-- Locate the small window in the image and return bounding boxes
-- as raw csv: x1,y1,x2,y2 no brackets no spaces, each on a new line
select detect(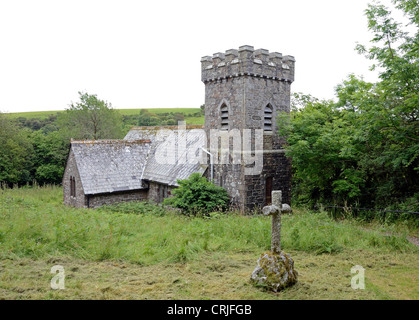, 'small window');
70,176,76,197
264,104,273,131
220,104,229,130
73,177,76,197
